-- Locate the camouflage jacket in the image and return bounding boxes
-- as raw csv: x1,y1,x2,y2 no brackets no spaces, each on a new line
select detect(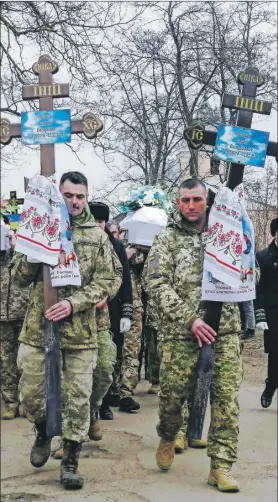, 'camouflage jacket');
0,248,30,322
146,210,240,343
11,205,122,349
96,245,123,332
